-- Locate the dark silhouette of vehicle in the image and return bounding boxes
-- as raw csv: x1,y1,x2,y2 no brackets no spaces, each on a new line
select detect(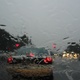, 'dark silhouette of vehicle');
7,46,53,64
7,46,54,80
78,54,80,61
